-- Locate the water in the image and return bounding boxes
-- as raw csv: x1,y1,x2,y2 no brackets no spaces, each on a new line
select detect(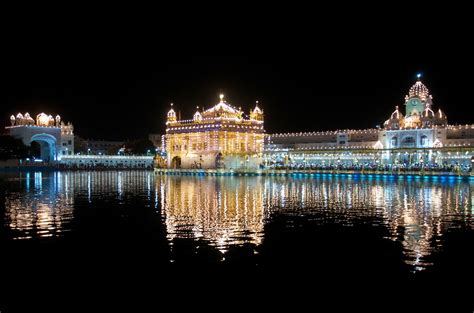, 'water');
1,171,473,311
